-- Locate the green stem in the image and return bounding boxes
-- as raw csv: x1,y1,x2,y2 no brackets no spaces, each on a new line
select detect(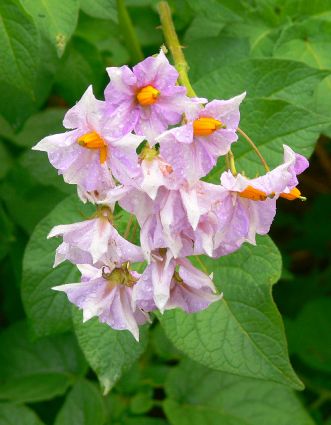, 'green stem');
227,150,237,175
237,127,270,172
196,256,209,274
158,1,197,97
117,0,144,63
158,1,272,176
